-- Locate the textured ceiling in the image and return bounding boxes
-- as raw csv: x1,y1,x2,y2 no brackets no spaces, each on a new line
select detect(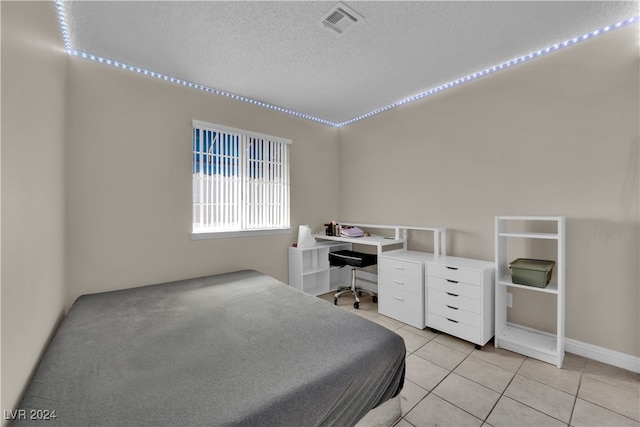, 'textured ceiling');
63,1,639,125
